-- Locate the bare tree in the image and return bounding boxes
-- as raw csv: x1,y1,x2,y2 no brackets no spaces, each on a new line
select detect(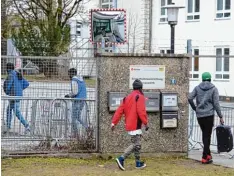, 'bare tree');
6,0,87,77
9,0,86,57
127,11,144,53
1,0,15,39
